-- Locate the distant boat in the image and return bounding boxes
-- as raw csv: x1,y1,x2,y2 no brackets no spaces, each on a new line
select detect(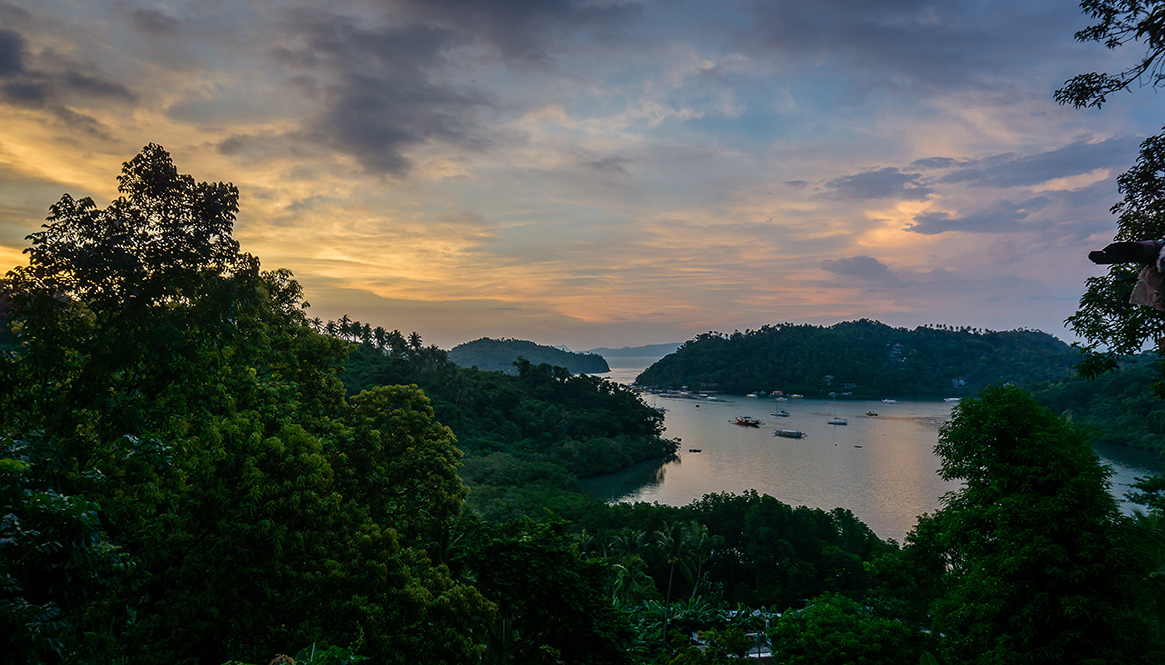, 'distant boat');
881,399,898,404
865,411,878,417
771,409,790,417
774,396,788,402
746,393,758,398
774,428,807,439
733,415,763,427
790,394,804,399
943,397,960,402
827,417,848,426
688,448,702,453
